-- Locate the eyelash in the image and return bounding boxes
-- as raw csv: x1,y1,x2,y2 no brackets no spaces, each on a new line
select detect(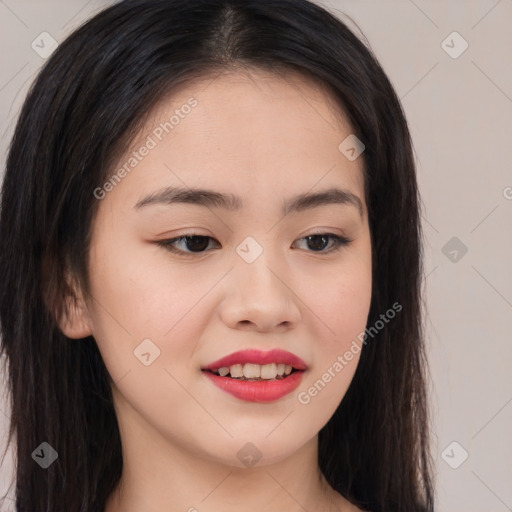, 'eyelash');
156,232,352,257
